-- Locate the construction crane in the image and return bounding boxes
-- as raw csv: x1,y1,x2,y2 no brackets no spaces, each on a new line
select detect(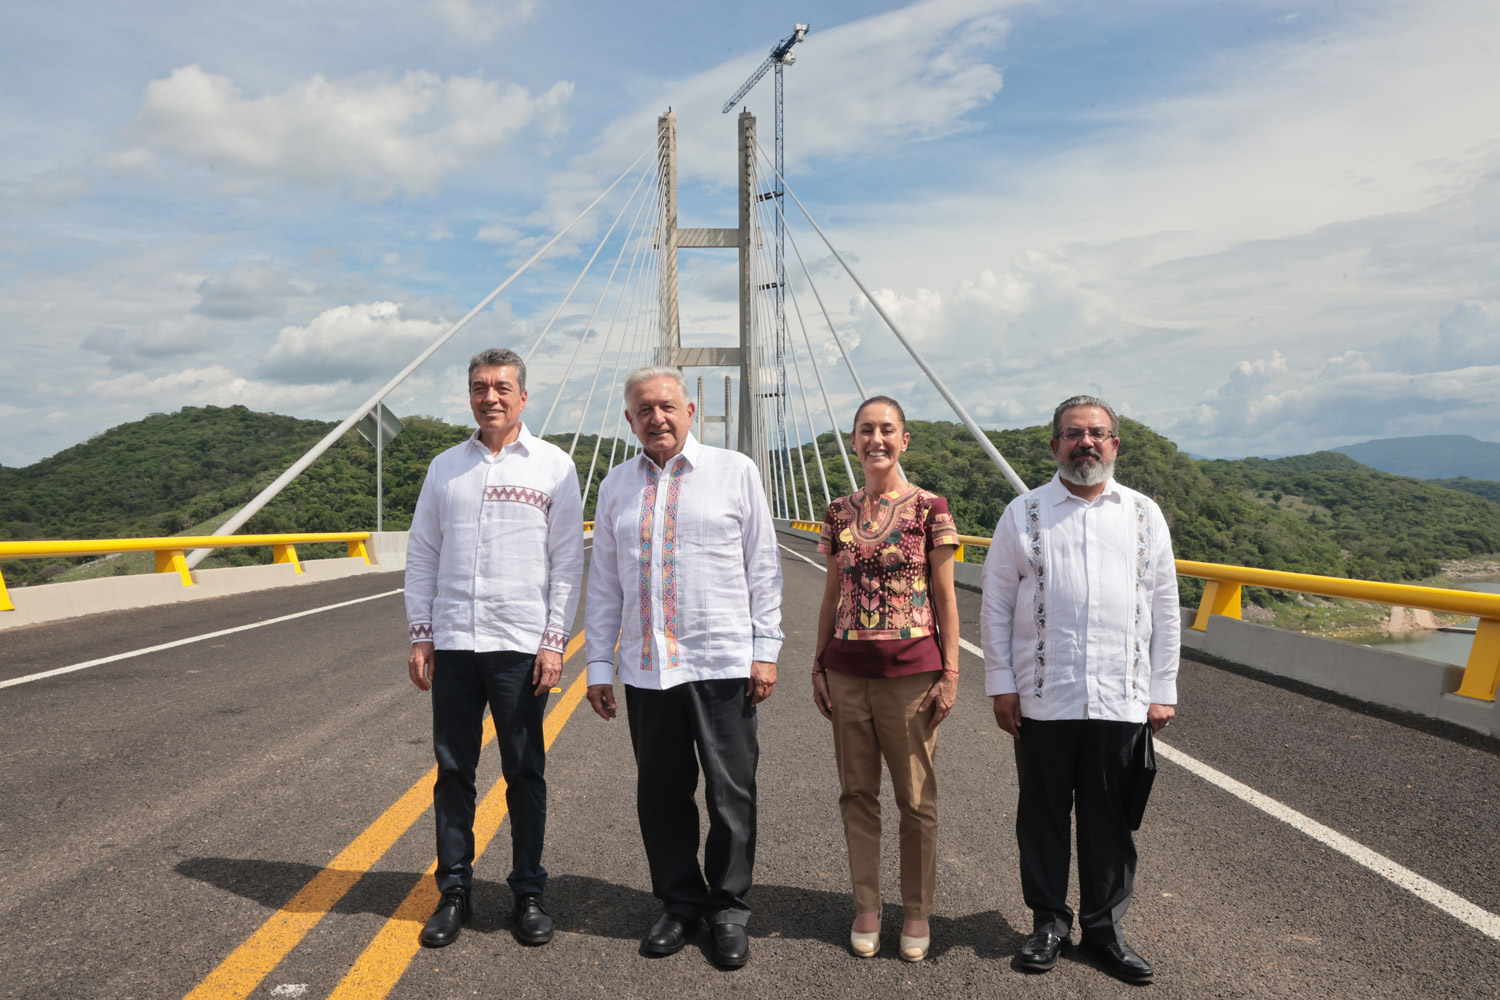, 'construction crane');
723,23,808,513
